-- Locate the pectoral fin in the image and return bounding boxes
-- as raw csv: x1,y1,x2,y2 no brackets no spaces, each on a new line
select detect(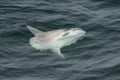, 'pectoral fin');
26,25,44,37
51,48,65,59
